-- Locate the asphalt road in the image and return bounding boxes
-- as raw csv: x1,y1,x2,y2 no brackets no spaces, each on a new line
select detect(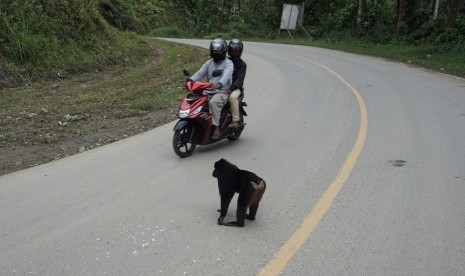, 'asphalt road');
1,39,465,276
